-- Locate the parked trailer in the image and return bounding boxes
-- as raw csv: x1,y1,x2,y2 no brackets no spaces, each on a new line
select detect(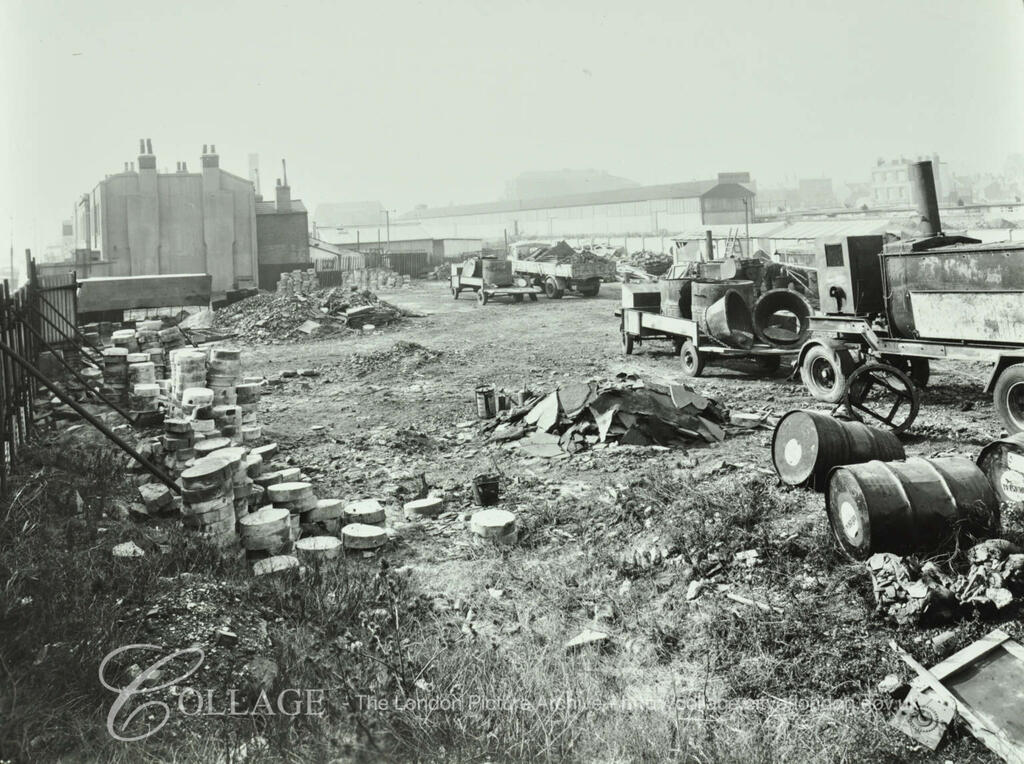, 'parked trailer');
619,308,795,377
509,258,615,299
449,264,540,305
